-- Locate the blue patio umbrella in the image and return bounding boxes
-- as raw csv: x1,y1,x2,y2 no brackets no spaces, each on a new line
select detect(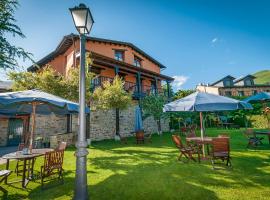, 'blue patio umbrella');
134,106,144,132
163,92,252,138
243,92,270,103
0,89,90,149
